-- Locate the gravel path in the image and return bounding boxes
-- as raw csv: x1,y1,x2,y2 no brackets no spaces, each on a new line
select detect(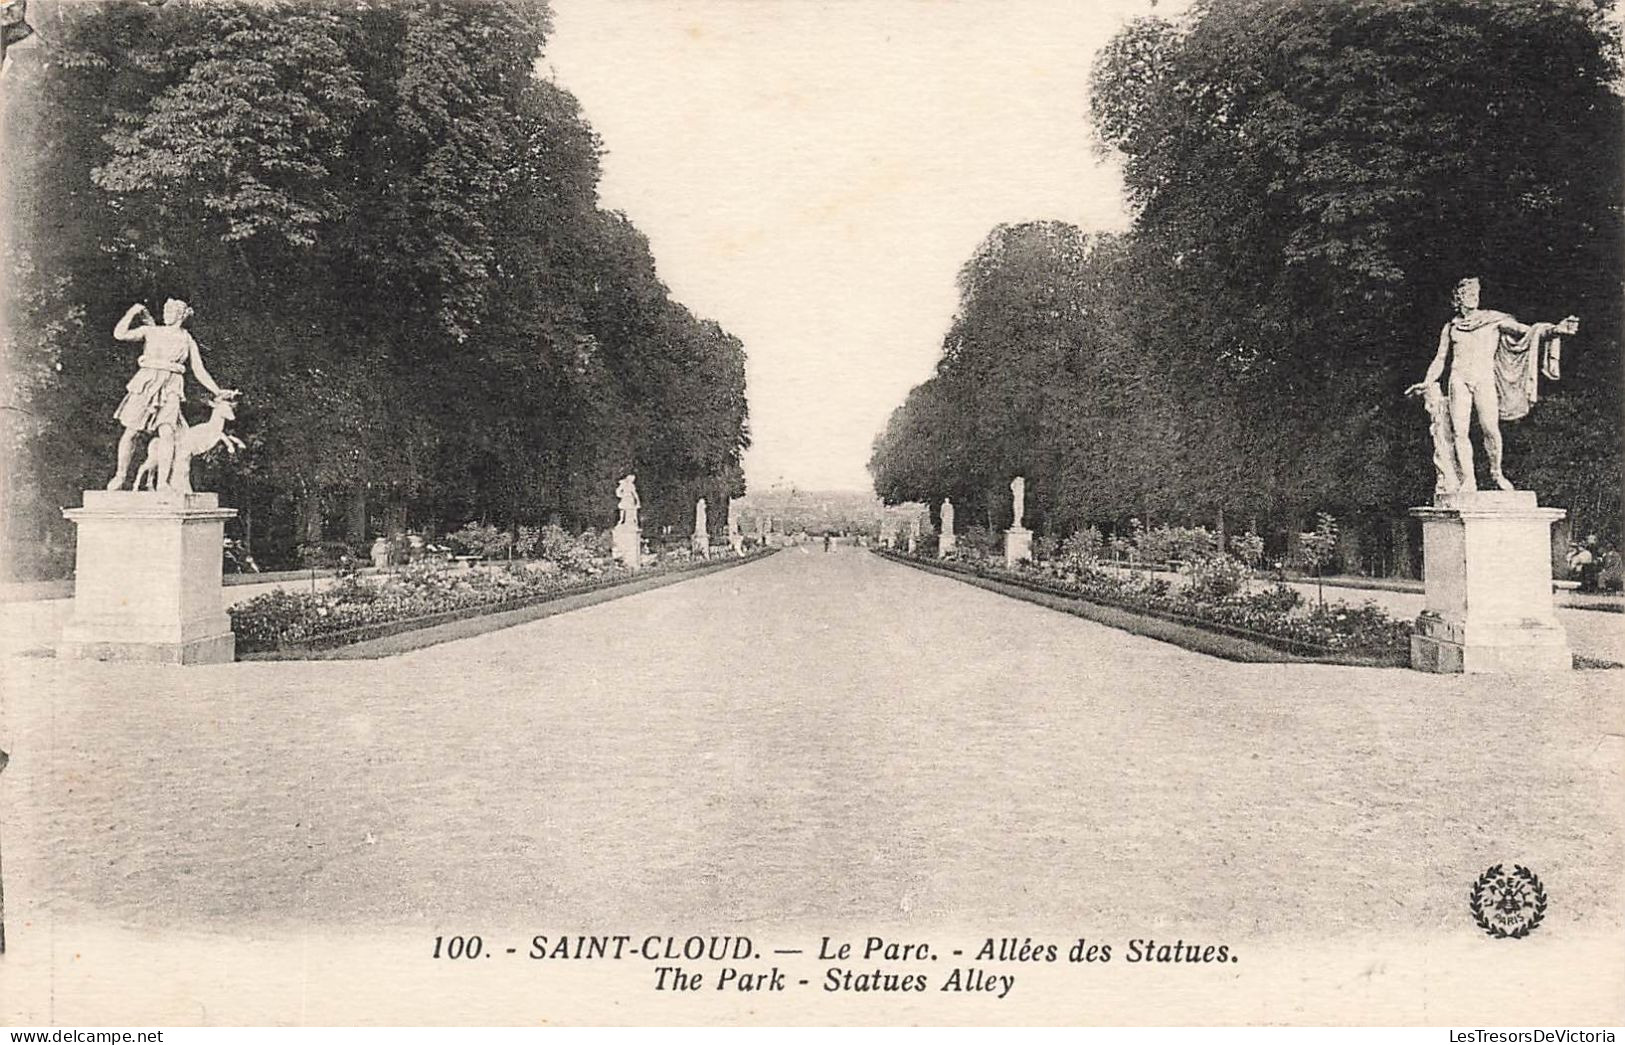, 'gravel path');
2,546,1620,1023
